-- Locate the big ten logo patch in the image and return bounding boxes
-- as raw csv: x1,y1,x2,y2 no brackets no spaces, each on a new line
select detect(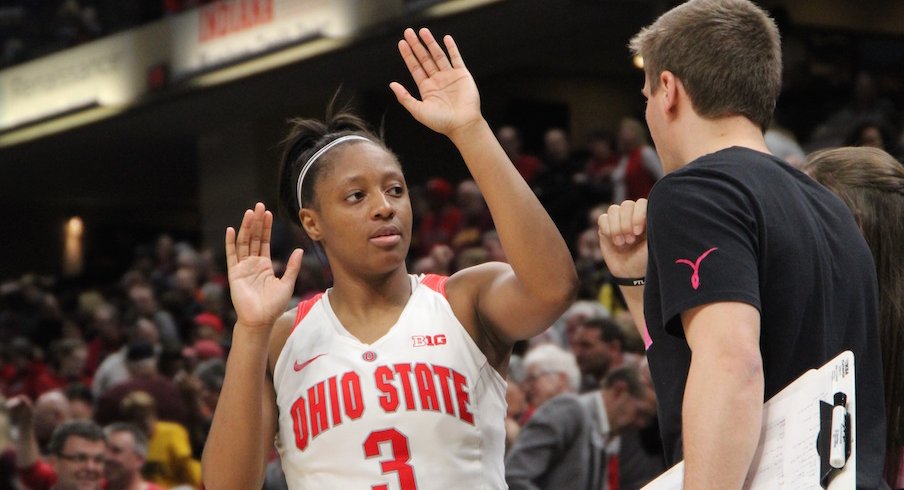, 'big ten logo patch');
412,334,446,347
